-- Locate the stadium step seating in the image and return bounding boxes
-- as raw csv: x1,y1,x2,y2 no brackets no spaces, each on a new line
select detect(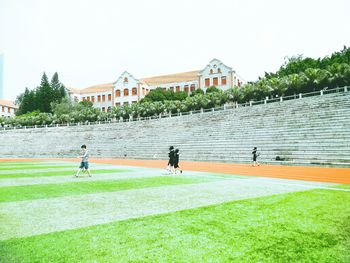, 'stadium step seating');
0,91,349,167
